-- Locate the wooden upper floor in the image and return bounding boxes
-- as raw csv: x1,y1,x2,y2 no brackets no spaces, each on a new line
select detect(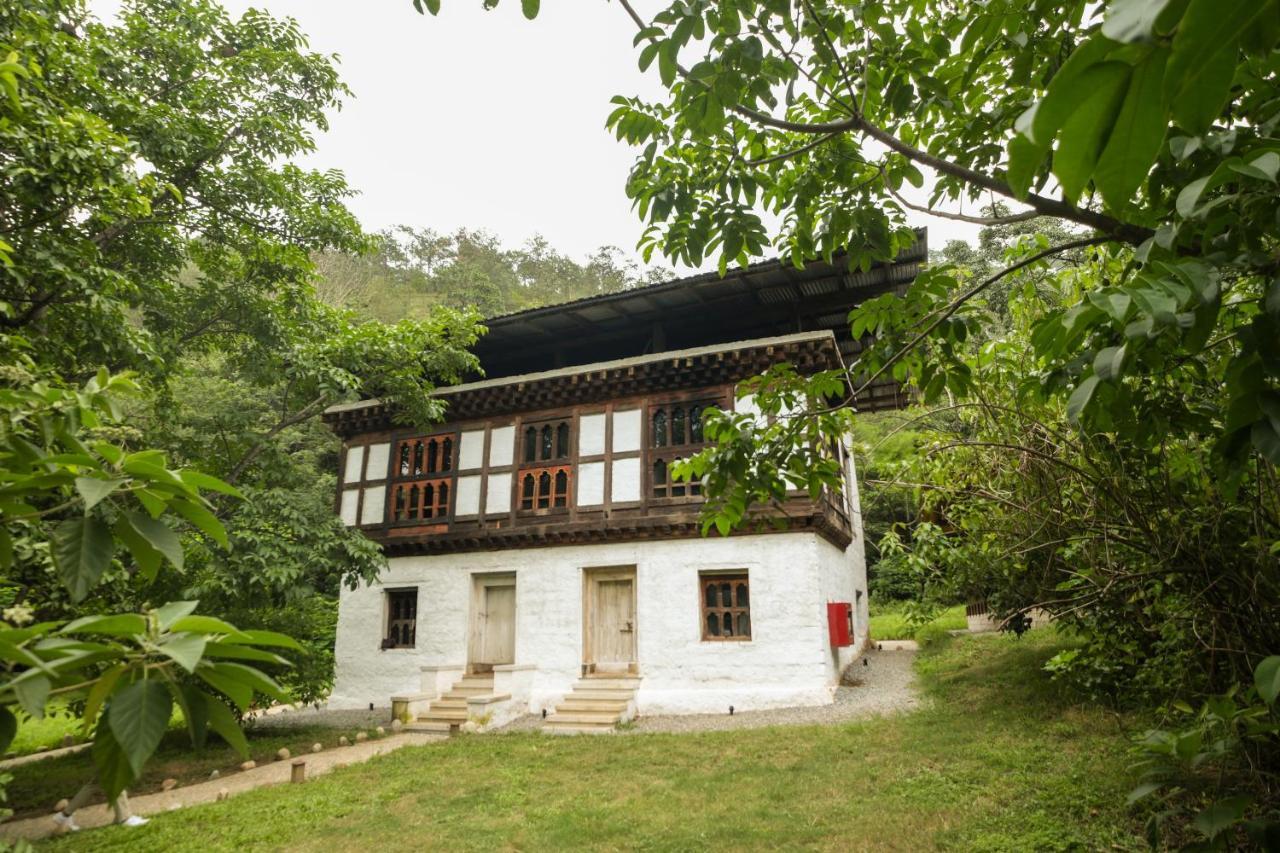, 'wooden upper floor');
324,331,855,556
